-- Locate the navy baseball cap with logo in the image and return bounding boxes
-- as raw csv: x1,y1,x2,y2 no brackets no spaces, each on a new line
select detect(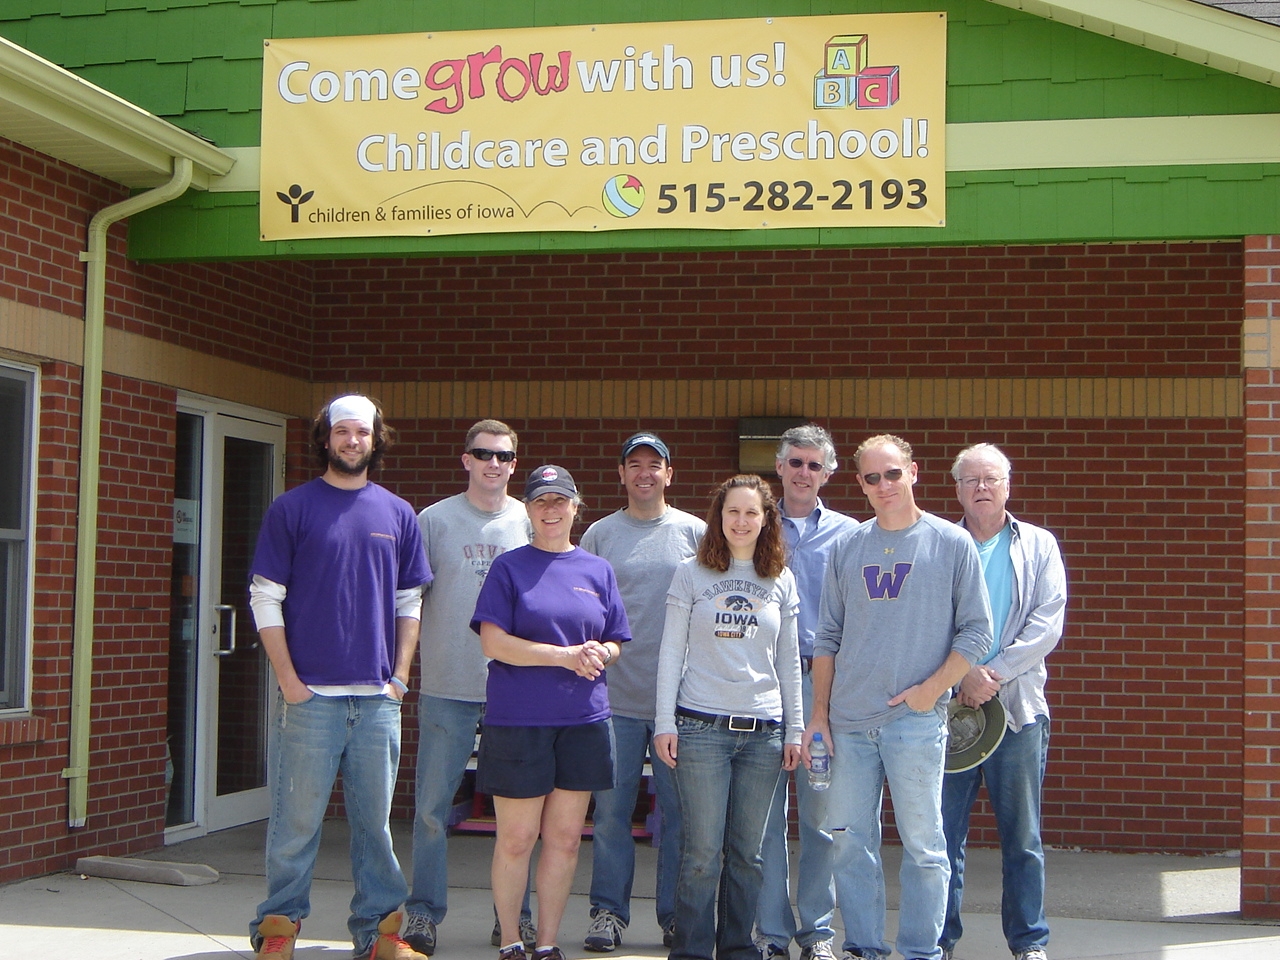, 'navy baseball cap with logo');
619,432,671,464
524,464,578,501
